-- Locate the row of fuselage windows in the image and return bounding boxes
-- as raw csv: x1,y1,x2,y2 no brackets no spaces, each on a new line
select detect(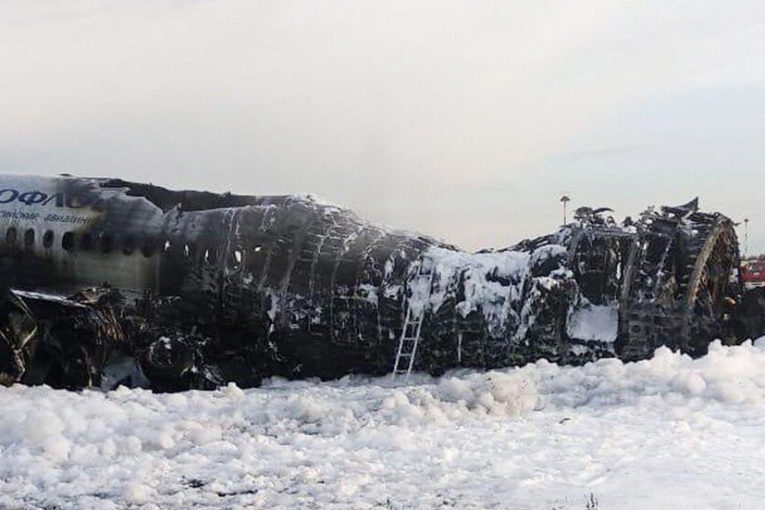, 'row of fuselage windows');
4,226,159,257
2,226,251,266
